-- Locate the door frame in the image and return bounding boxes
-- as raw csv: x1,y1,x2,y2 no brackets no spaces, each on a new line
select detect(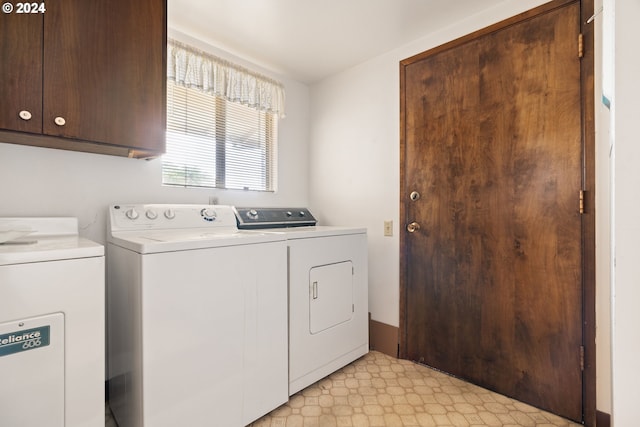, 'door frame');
398,0,595,424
